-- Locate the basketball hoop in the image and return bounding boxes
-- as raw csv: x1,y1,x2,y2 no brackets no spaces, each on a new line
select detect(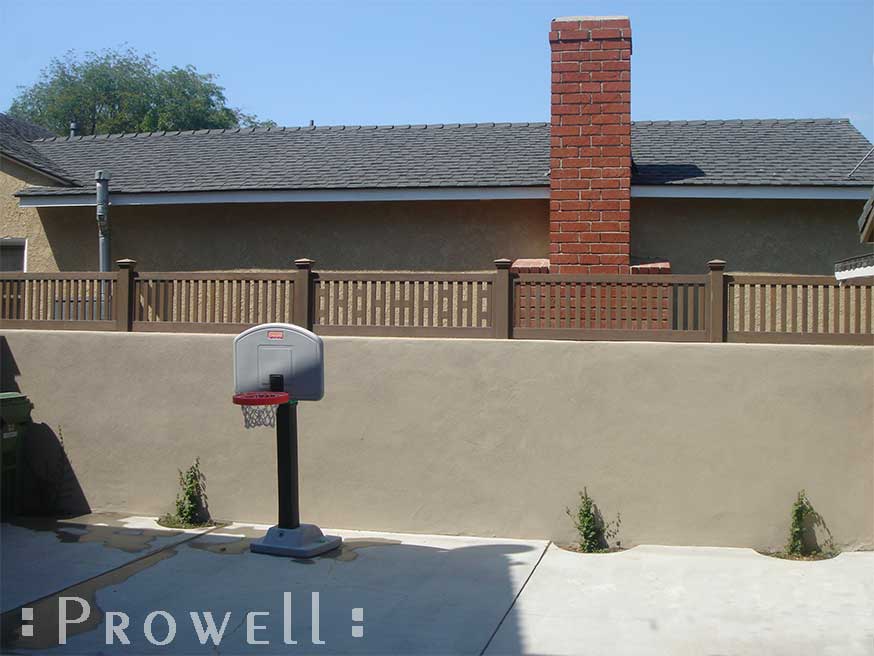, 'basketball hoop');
232,391,290,429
